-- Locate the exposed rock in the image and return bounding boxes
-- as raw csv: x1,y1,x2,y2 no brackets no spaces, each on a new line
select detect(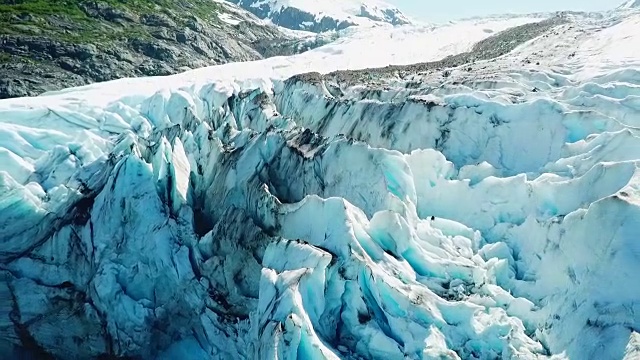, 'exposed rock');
79,1,139,22
141,13,177,28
